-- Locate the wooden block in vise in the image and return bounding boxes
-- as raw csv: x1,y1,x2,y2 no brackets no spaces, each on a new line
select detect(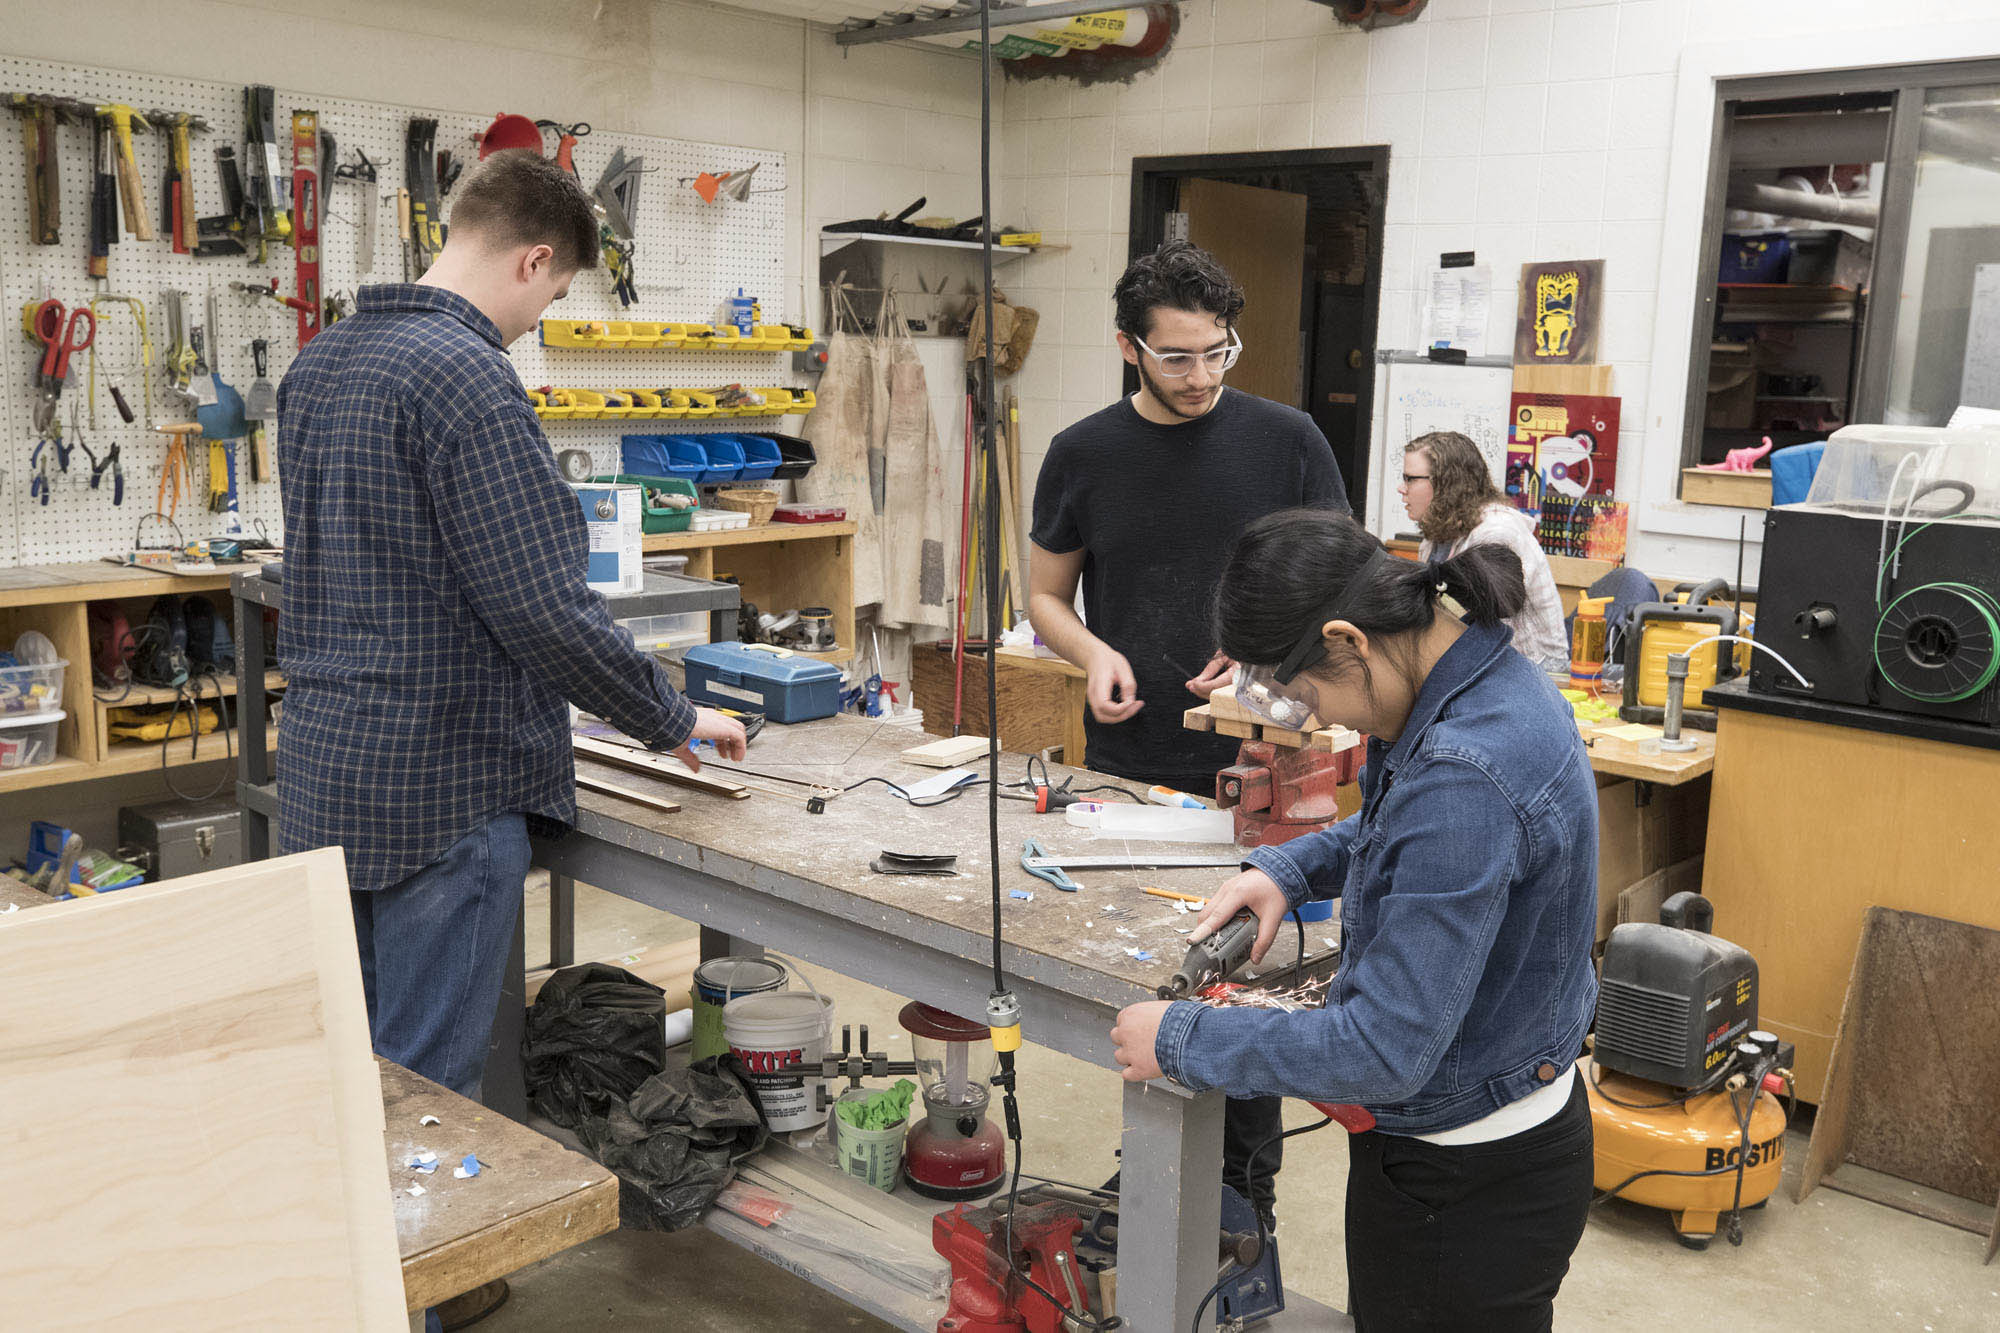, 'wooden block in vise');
1206,684,1257,724
1183,705,1216,734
